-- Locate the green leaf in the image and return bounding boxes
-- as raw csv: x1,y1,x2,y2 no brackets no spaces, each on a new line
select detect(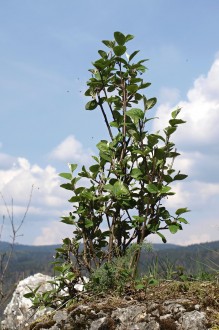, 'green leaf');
174,174,188,180
107,85,115,92
92,155,99,163
113,45,126,56
104,184,113,193
169,118,186,126
96,140,109,152
110,121,119,128
135,283,145,290
23,292,35,298
63,237,71,244
155,148,165,160
171,108,181,119
112,181,130,197
139,82,151,90
175,207,190,216
126,108,144,121
146,97,157,109
85,99,98,110
68,196,81,202
148,278,159,286
132,216,145,223
99,151,111,162
89,164,100,173
178,217,189,224
126,84,139,93
59,172,72,180
68,163,77,173
129,50,139,62
157,232,167,243
98,50,107,58
85,219,93,228
148,134,159,147
102,40,115,48
60,183,74,191
130,168,143,179
169,223,180,234
92,58,107,70
114,31,126,45
163,175,173,183
125,34,134,42
147,183,159,194
160,186,172,194
165,126,177,136
61,217,75,225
